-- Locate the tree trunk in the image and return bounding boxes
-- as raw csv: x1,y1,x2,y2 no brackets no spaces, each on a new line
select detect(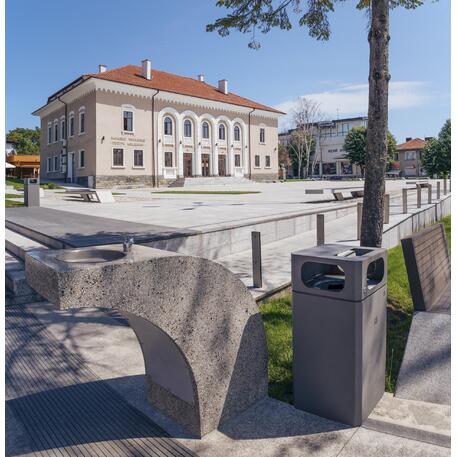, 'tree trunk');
361,0,390,247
